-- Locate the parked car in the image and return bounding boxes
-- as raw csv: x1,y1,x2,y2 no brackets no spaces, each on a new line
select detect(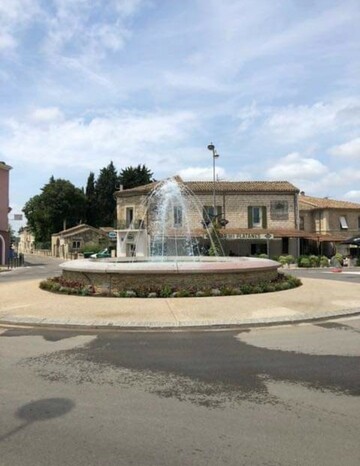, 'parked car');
90,248,111,259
